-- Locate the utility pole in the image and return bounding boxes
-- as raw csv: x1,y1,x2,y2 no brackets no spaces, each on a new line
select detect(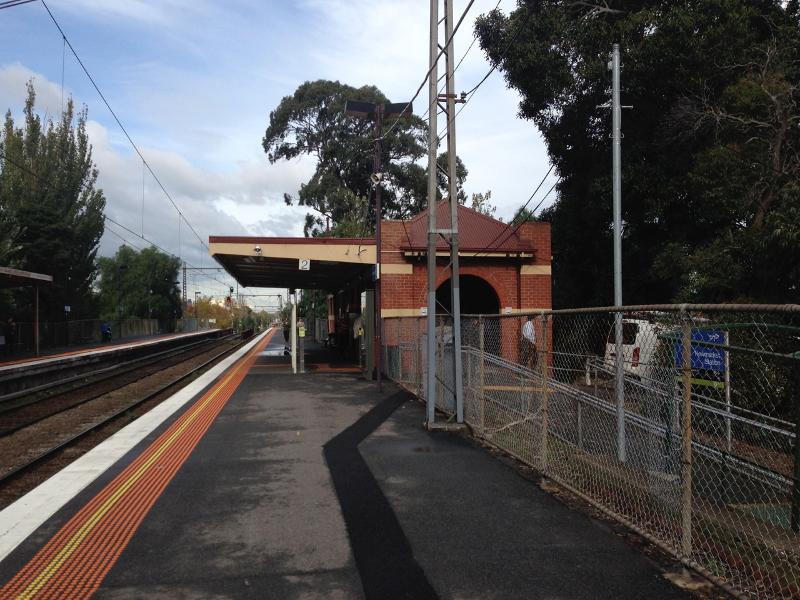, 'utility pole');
344,99,412,390
182,263,187,318
443,0,464,423
425,0,439,425
611,43,630,462
374,104,384,392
